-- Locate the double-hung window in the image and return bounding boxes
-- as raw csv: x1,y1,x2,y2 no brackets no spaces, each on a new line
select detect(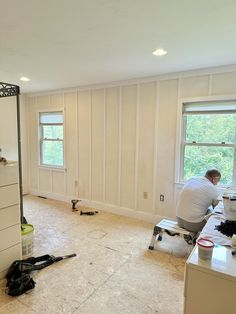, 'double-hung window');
181,100,236,185
39,111,64,167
